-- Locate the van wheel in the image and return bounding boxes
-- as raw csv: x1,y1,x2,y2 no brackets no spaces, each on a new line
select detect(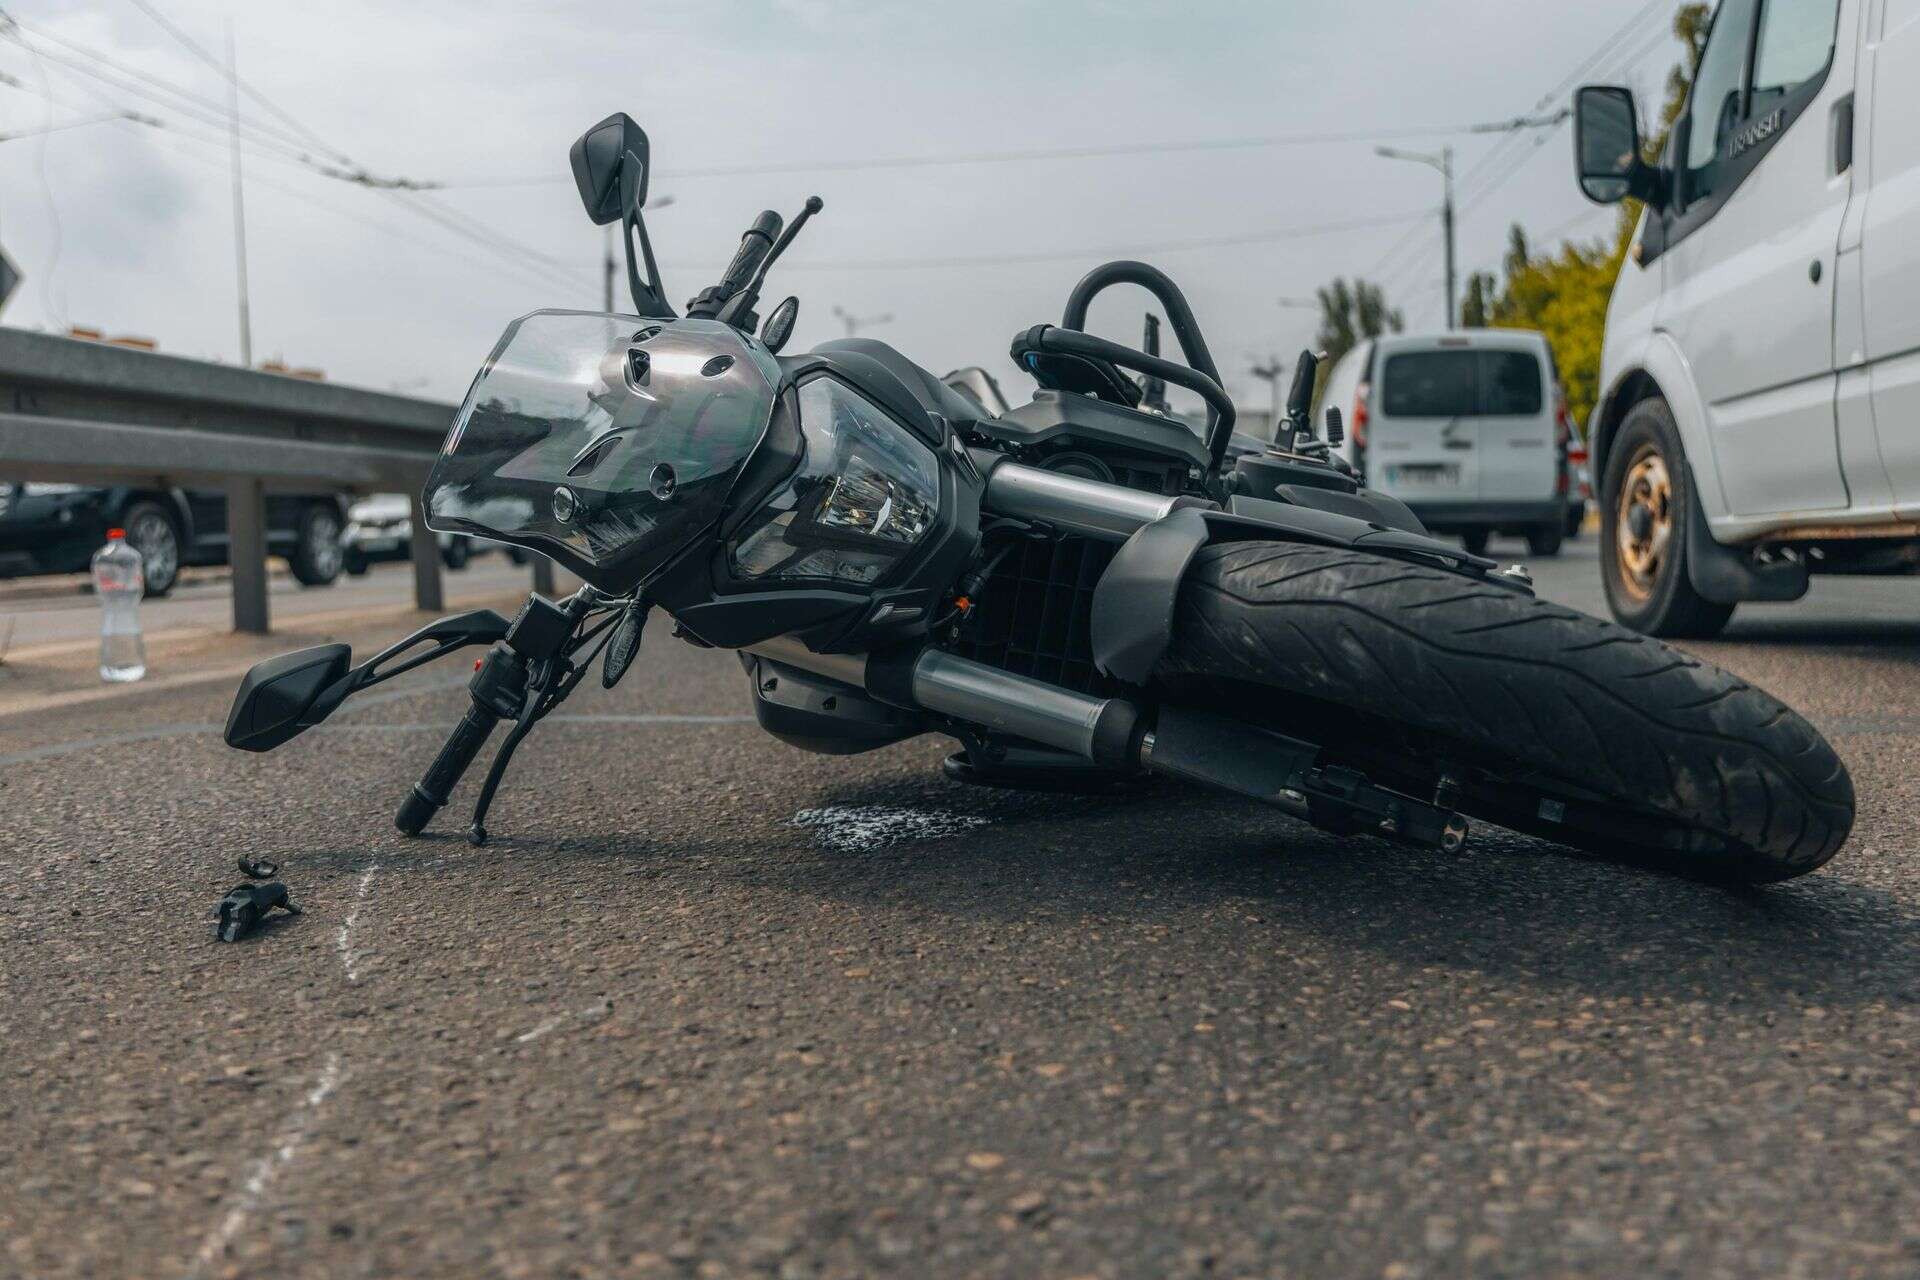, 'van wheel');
289,504,344,587
1600,398,1733,639
1526,522,1564,557
1459,528,1490,556
440,537,470,571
